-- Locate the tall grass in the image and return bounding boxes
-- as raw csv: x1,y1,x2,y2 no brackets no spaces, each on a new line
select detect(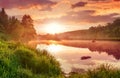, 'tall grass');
0,41,64,78
69,64,120,78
